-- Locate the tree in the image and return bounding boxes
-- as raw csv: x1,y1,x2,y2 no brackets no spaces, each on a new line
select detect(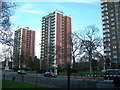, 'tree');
91,59,97,71
27,56,33,70
76,25,103,74
105,57,111,68
34,57,40,72
27,56,40,71
0,1,17,45
71,32,83,69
